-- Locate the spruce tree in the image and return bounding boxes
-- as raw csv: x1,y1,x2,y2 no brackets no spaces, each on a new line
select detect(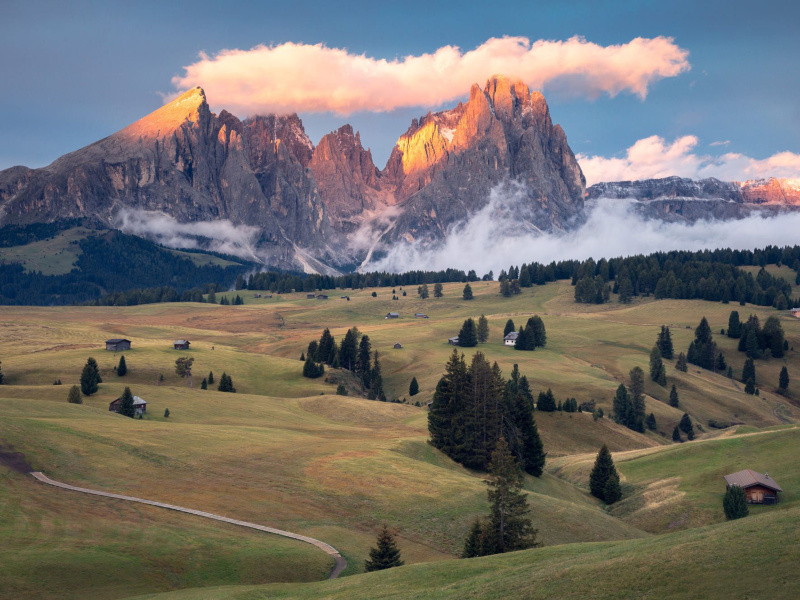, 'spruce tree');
317,328,336,365
477,314,489,343
723,485,749,520
434,282,444,298
727,311,742,338
629,367,646,432
418,284,429,299
530,316,547,347
428,350,467,458
612,384,632,428
164,408,170,418
675,352,688,372
356,335,372,387
485,438,540,553
779,366,790,393
363,525,404,572
67,385,83,404
339,327,359,371
118,387,136,418
510,377,546,477
117,355,127,377
745,378,756,395
603,472,622,504
657,326,674,359
742,358,756,384
650,345,666,385
409,377,419,396
589,445,617,502
462,518,487,558
679,413,695,440
669,384,679,407
673,426,682,442
458,318,478,347
536,388,557,412
715,352,727,372
80,357,101,396
208,371,214,385
200,378,207,390
503,319,516,337
646,412,657,431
